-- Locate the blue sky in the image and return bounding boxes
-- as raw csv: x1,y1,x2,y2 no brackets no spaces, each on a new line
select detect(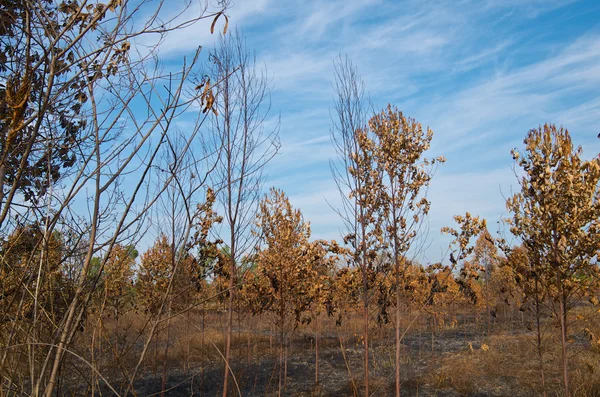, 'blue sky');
154,0,600,263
